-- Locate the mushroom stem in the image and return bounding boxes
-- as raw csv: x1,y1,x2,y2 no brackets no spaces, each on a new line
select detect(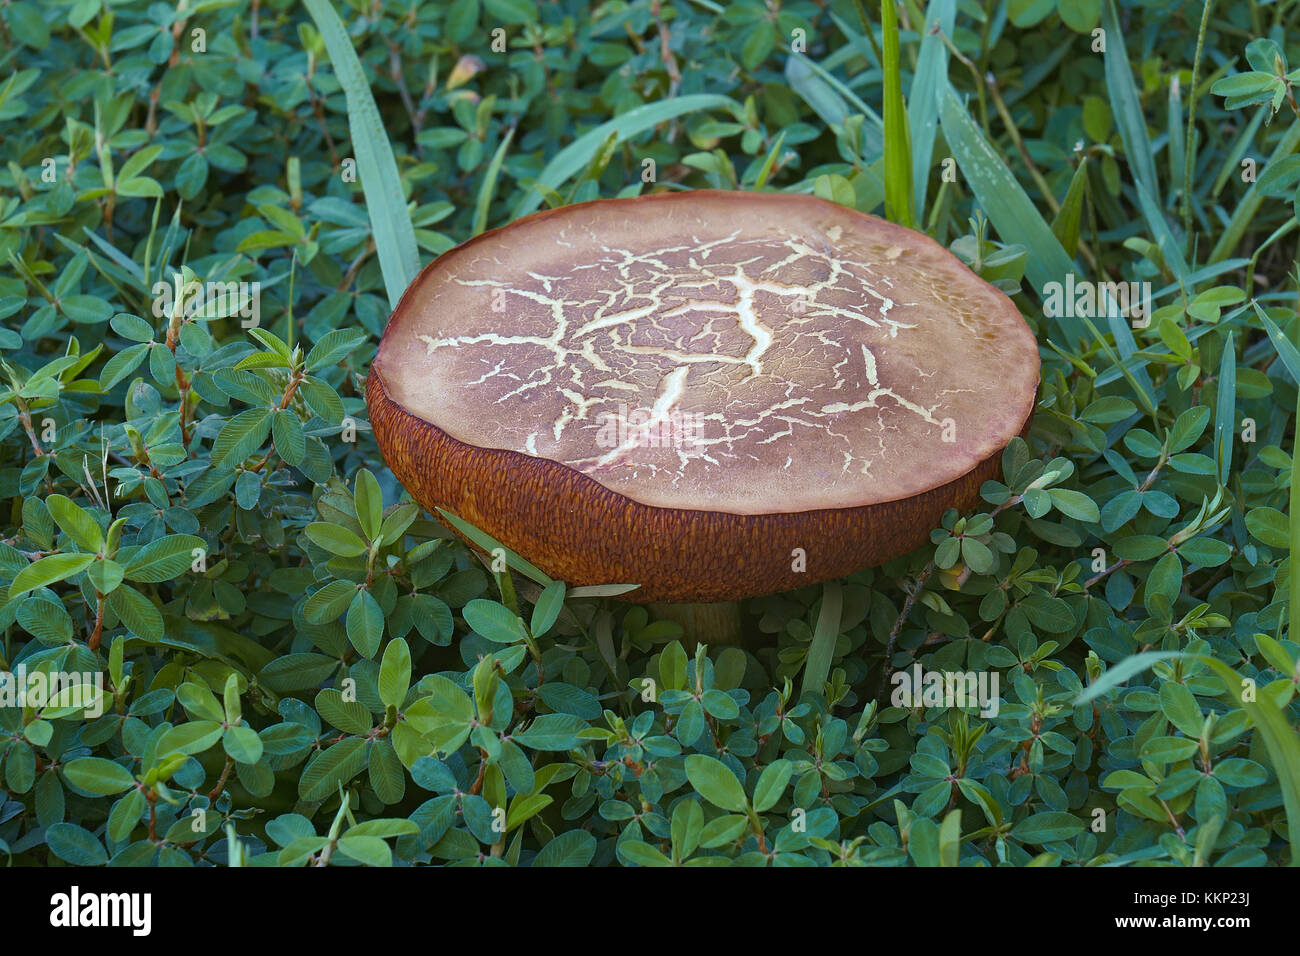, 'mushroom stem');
649,601,744,647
